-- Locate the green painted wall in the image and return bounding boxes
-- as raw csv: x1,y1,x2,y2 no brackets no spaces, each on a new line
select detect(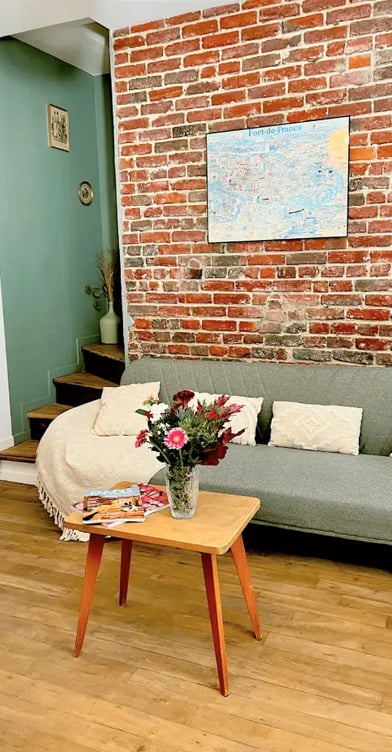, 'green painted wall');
0,38,118,442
